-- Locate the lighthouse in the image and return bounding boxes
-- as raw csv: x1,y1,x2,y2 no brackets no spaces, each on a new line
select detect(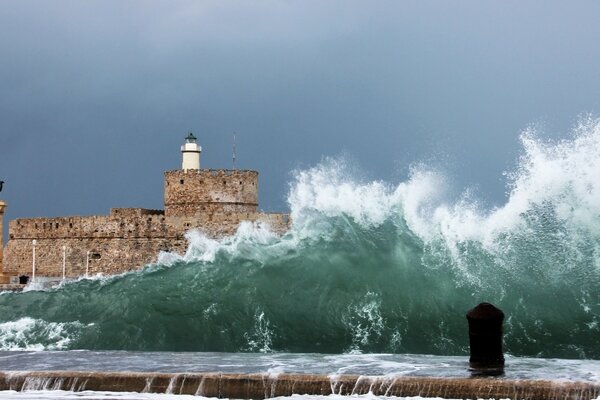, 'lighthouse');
181,133,201,171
